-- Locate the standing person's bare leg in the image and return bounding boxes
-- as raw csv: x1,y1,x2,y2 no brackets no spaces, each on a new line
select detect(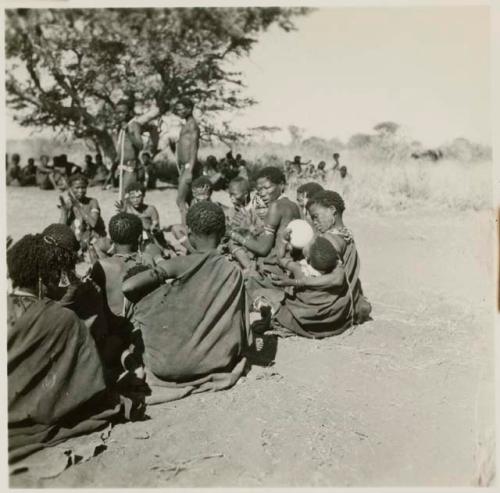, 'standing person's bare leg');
176,169,192,225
